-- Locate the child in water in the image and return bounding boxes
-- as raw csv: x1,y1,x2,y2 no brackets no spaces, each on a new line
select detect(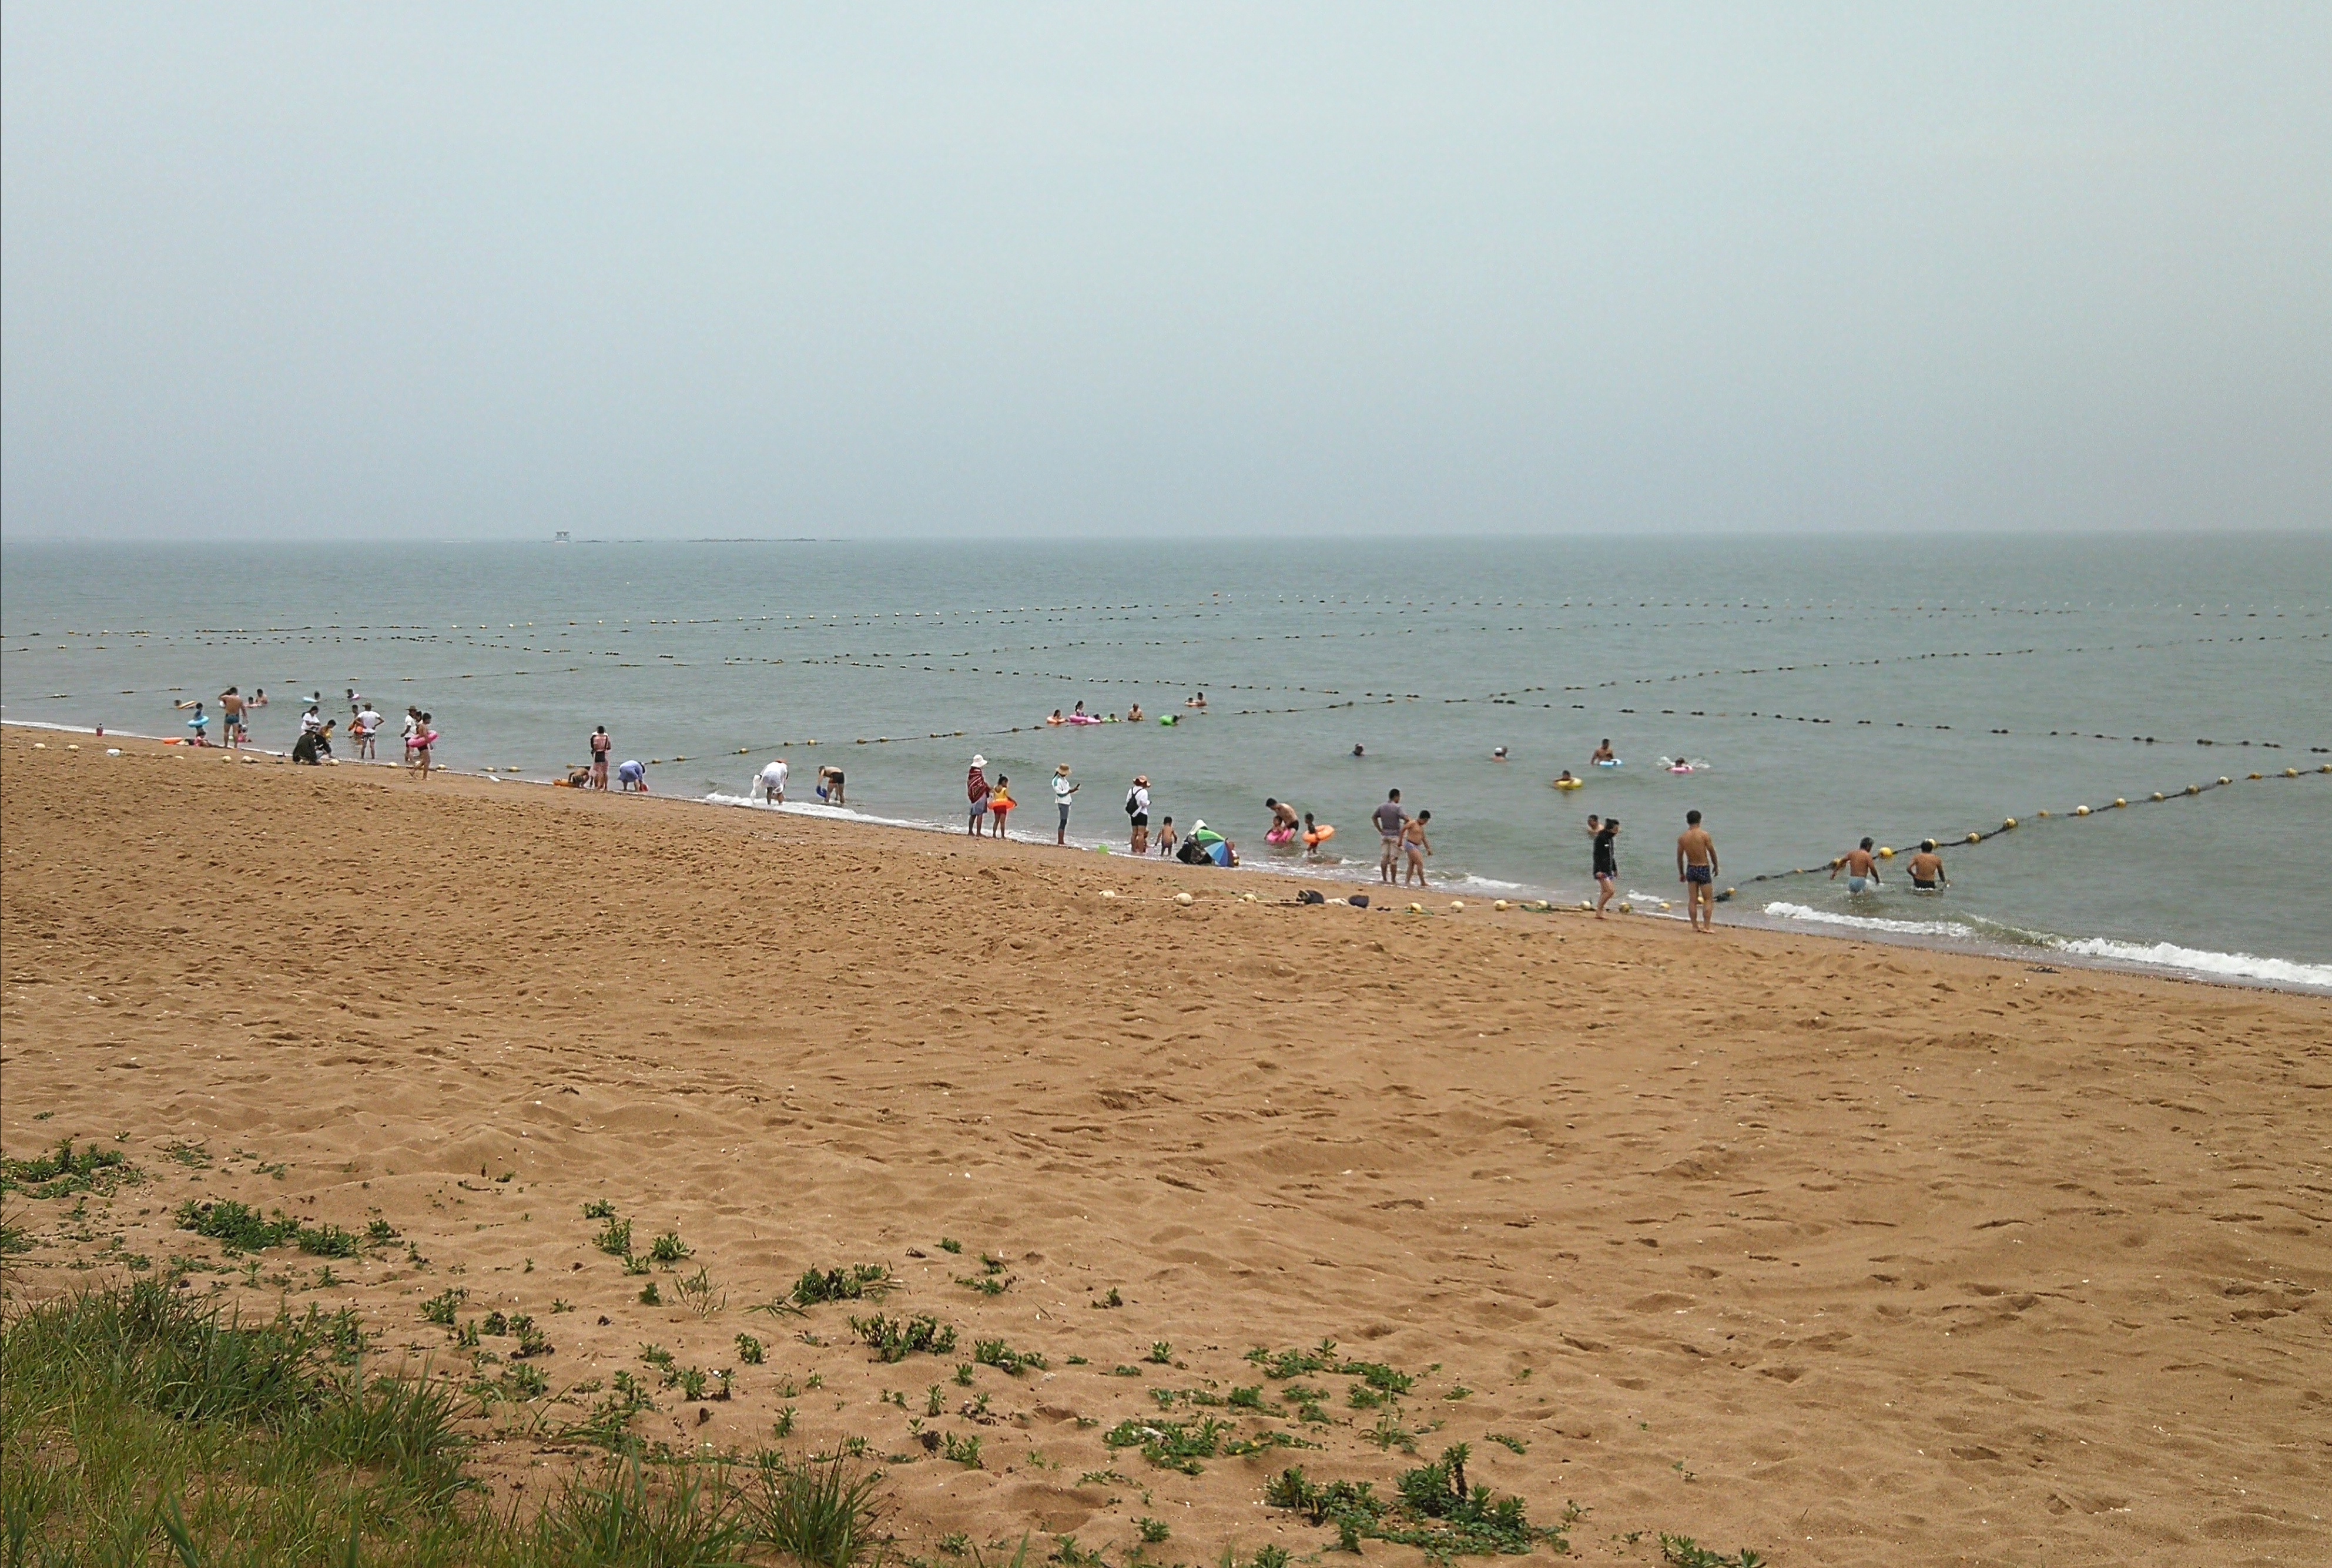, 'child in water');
1153,816,1177,858
988,776,1014,837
